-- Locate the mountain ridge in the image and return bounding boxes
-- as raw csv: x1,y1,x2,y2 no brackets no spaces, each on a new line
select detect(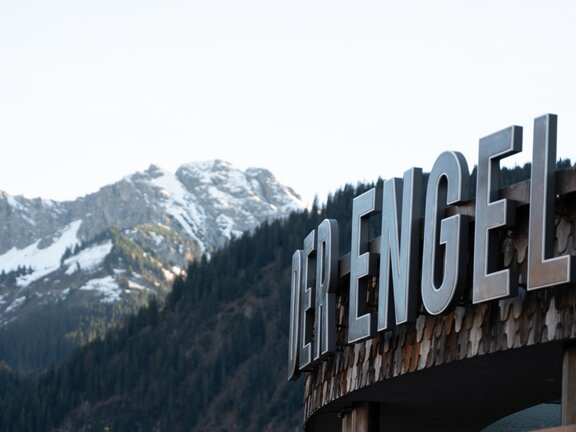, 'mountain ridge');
0,159,305,371
0,159,305,254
